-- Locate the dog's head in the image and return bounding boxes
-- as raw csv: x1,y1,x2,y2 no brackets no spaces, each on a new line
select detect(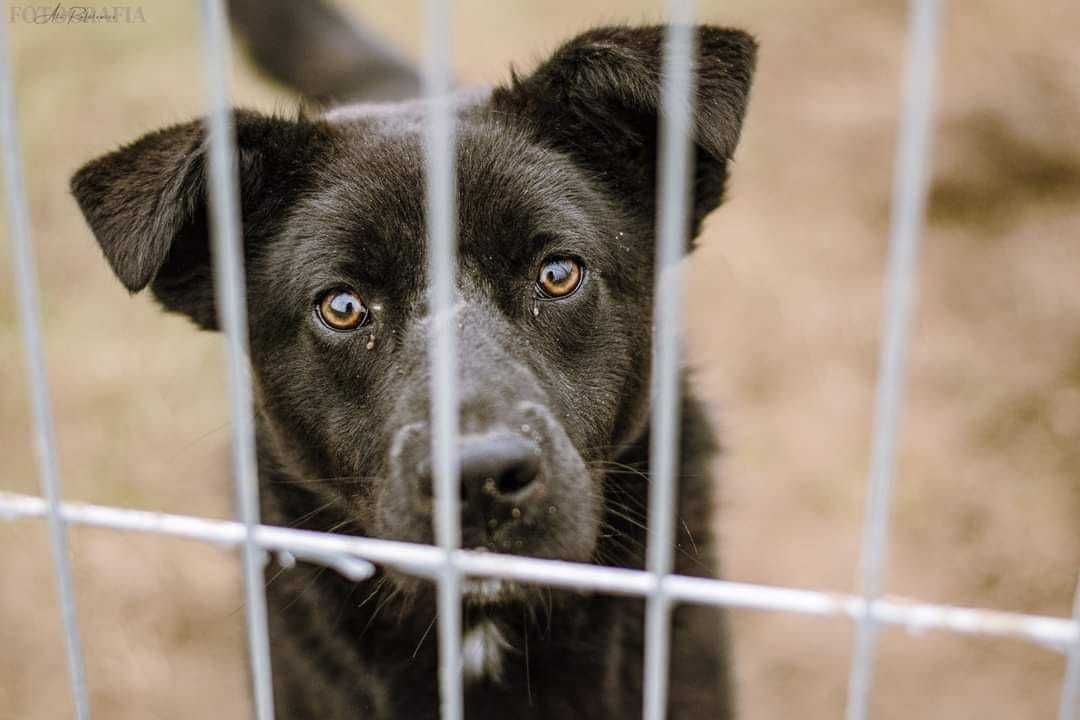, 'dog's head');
72,26,755,597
